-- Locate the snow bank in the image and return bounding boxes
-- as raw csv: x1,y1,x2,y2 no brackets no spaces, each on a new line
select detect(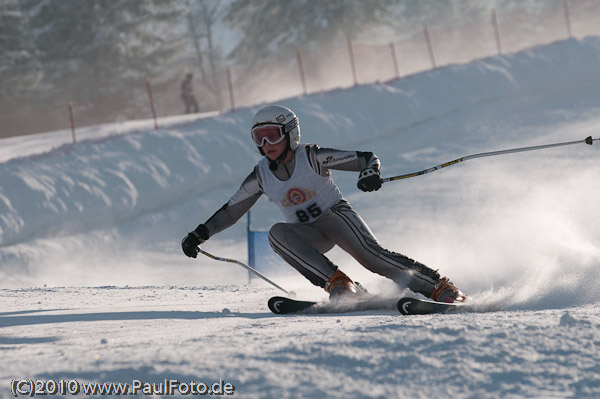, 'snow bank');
0,38,599,307
2,38,600,247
